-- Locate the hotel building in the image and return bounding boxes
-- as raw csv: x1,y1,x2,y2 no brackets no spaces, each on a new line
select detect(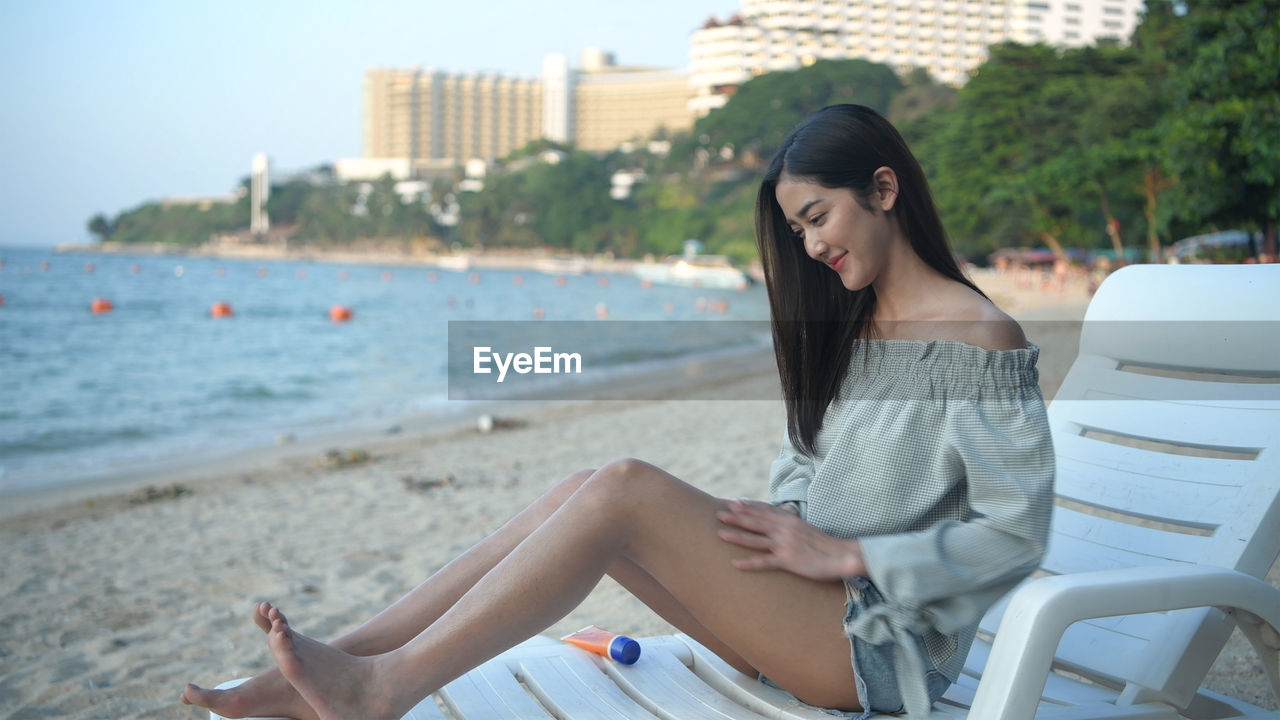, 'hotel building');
570,48,695,153
688,0,1147,115
360,67,542,175
354,49,695,177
